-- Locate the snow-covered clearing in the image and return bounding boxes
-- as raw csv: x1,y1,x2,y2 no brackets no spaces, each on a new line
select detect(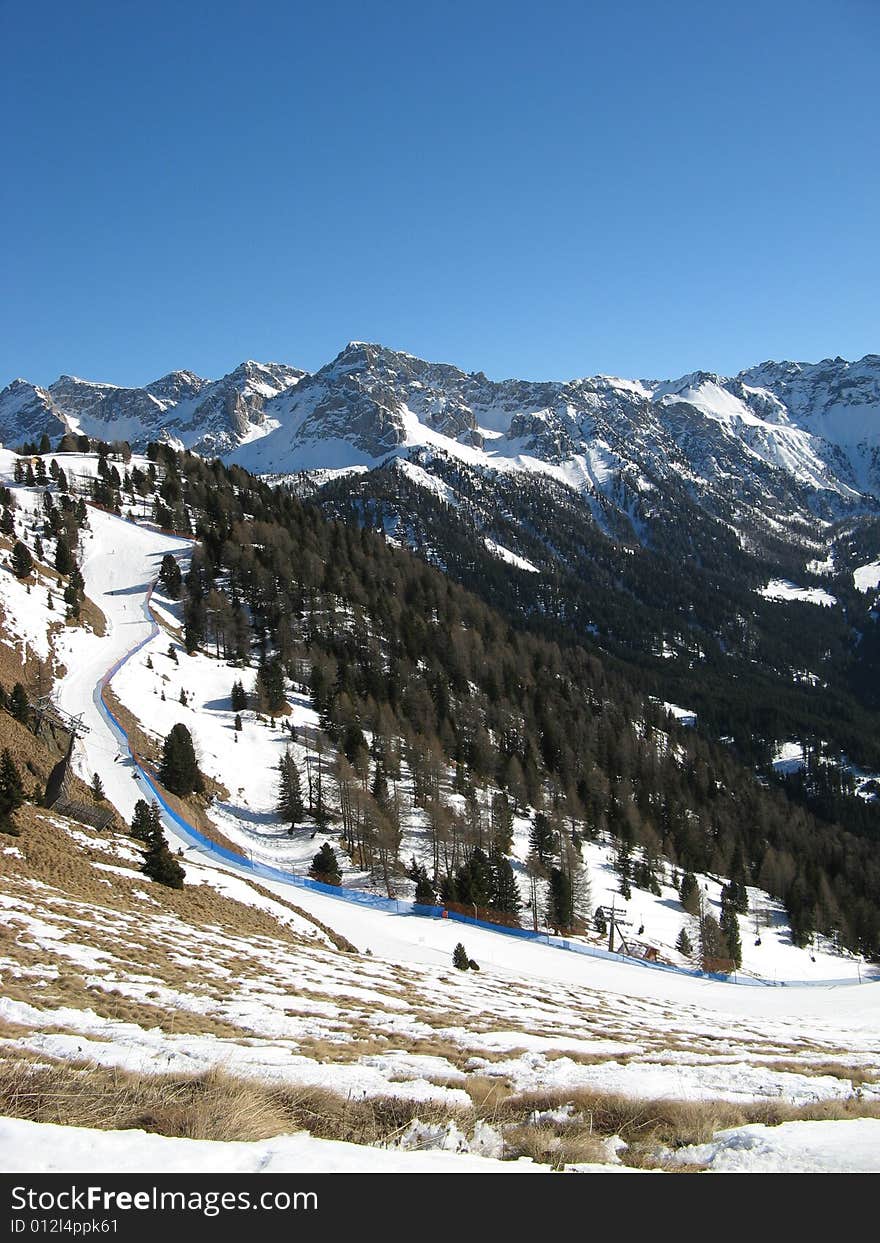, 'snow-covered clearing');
854,560,880,594
758,579,837,607
483,538,539,573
